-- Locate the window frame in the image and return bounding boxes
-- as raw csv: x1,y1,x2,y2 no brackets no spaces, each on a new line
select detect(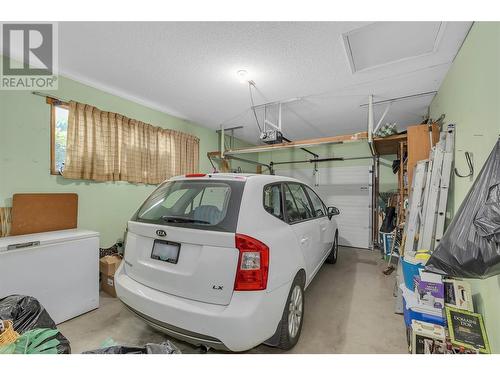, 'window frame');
262,182,285,222
48,98,69,176
303,185,328,218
